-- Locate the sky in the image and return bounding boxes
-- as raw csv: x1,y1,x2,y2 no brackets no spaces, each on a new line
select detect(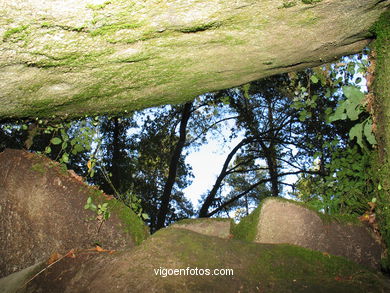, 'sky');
183,134,243,208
